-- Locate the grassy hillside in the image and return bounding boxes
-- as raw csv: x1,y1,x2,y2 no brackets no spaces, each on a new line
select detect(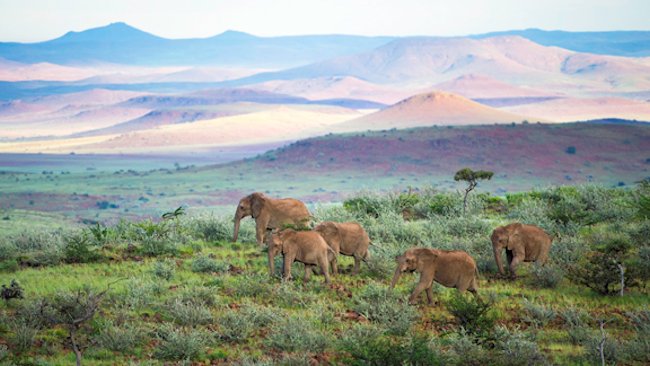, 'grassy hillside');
1,121,648,224
0,184,648,365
